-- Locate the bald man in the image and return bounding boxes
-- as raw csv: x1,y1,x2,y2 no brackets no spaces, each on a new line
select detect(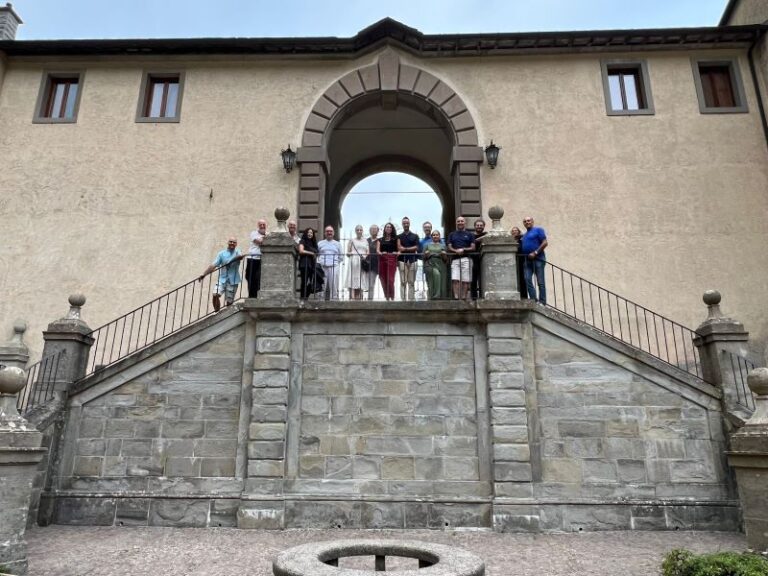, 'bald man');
199,237,243,311
246,219,267,298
